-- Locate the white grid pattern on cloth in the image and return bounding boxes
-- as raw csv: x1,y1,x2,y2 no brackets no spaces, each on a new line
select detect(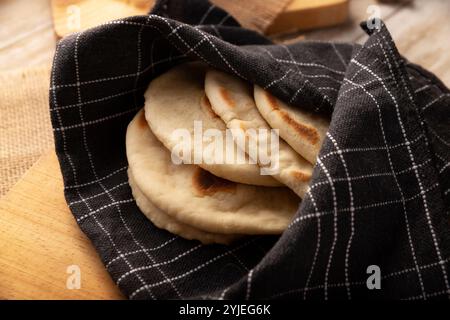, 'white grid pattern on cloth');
133,15,183,297
73,158,437,209
64,166,128,189
439,162,450,175
144,16,353,115
345,68,428,298
49,87,143,111
106,236,178,268
263,51,346,75
231,252,251,271
76,198,134,222
50,54,186,91
52,107,142,132
263,69,292,89
260,42,393,114
198,4,216,25
155,15,242,79
245,269,254,300
318,133,425,162
262,48,334,106
290,182,440,228
430,128,450,148
51,16,350,115
287,134,434,234
50,7,449,300
309,158,432,187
